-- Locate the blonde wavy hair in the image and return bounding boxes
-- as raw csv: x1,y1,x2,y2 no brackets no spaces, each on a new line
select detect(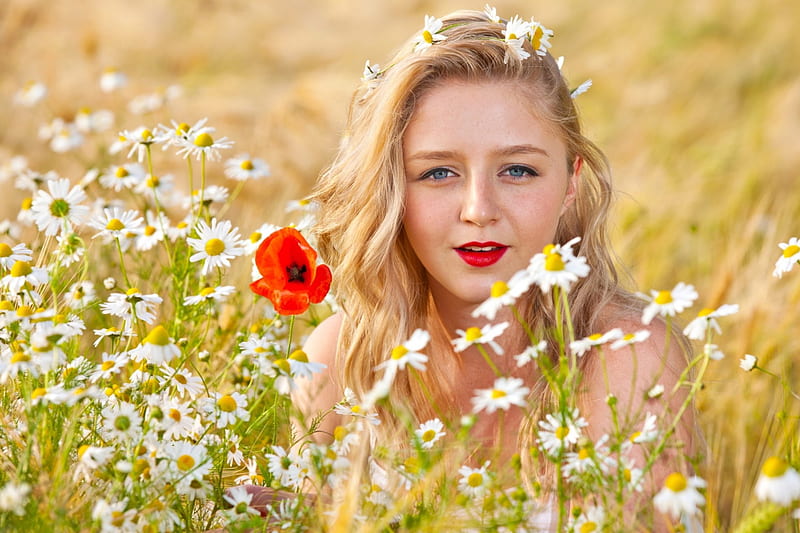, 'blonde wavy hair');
311,10,644,455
